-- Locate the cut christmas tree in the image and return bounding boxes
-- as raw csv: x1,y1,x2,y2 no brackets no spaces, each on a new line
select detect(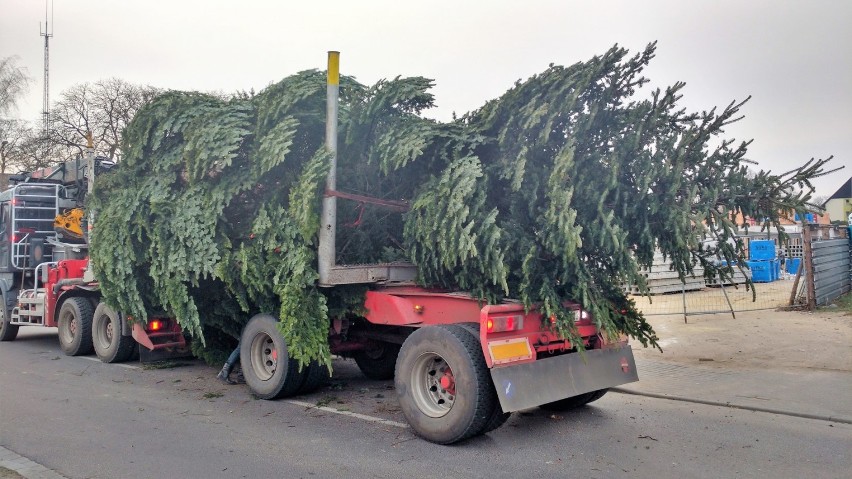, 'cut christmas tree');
89,43,834,368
